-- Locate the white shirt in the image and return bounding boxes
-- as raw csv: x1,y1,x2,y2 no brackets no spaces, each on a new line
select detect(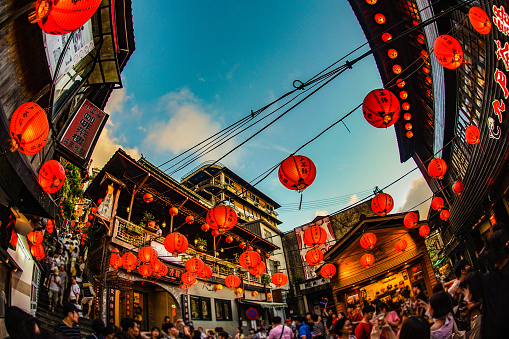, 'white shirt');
448,279,461,296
